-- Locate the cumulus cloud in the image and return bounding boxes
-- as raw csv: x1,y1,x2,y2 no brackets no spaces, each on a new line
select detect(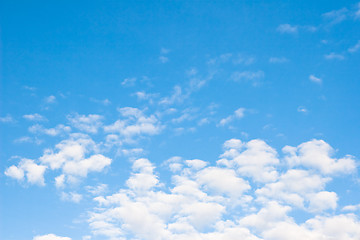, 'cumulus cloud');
86,138,359,240
33,234,71,240
283,139,356,174
67,113,104,134
104,107,162,142
5,159,47,186
44,95,56,104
